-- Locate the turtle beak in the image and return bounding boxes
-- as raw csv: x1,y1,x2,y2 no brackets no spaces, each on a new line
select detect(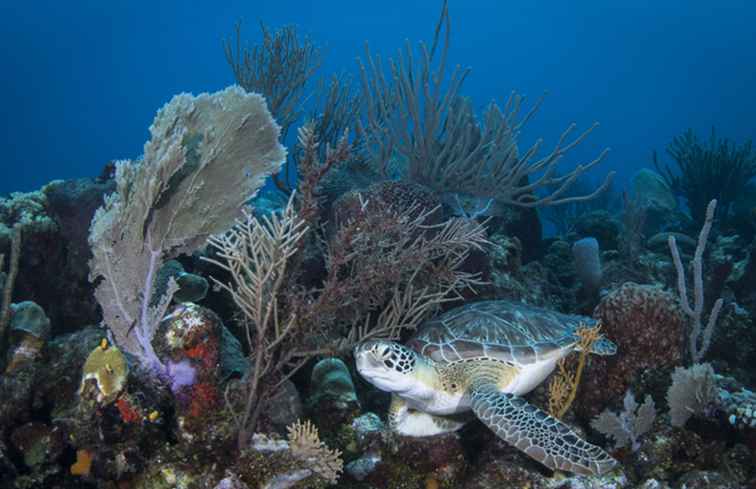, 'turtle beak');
354,341,382,372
